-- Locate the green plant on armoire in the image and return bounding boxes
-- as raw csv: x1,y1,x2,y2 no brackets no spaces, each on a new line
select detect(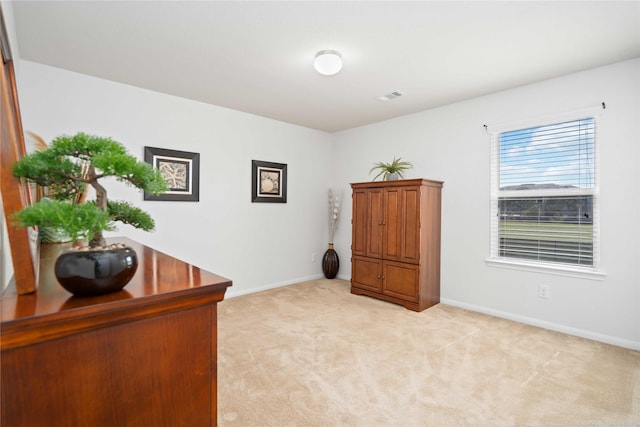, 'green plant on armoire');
370,156,413,181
